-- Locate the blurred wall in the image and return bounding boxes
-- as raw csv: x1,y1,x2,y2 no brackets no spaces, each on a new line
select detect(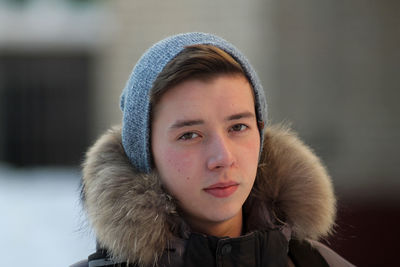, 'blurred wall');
269,1,400,200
